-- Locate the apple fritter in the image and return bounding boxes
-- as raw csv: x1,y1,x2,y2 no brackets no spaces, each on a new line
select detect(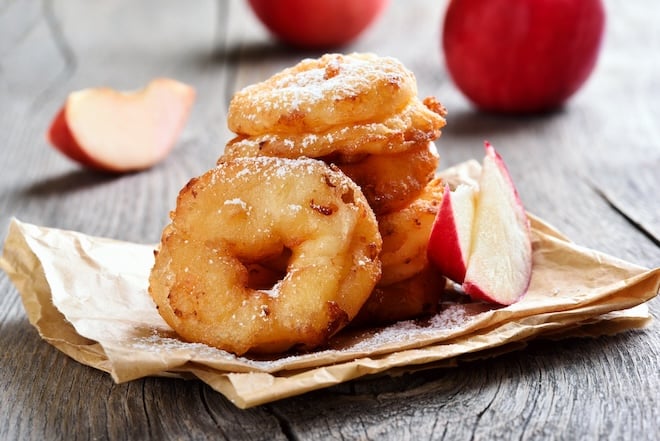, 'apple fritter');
149,156,382,356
